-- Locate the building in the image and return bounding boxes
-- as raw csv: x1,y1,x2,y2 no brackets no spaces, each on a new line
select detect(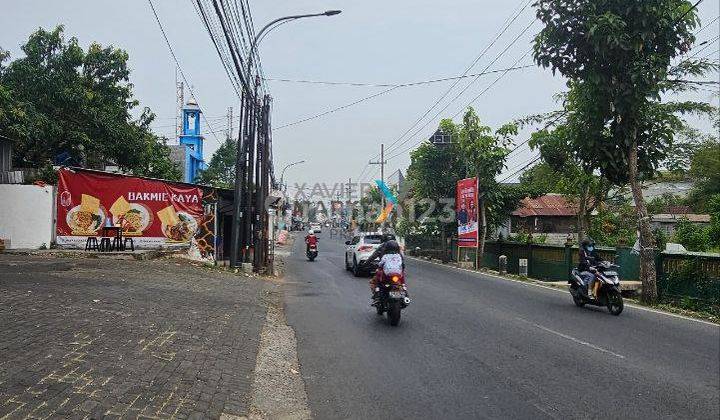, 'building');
650,213,711,236
499,194,580,244
170,99,207,183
